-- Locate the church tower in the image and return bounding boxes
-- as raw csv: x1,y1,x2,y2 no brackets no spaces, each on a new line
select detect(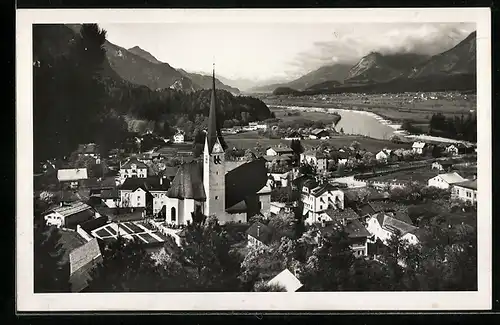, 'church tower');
203,65,227,220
